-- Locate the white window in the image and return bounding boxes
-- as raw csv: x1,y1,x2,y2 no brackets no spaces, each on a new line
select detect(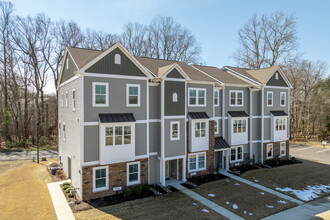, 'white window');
267,91,273,107
229,90,243,106
66,58,69,69
230,146,243,162
127,161,140,185
93,166,109,192
188,88,206,106
280,92,286,106
92,82,109,107
233,119,247,134
65,91,68,108
58,122,61,138
194,121,206,138
172,93,178,102
275,118,286,131
267,144,273,159
62,123,66,141
214,90,219,106
188,152,206,172
280,142,286,157
214,120,218,134
105,125,131,146
127,84,140,107
275,72,278,80
170,121,180,141
114,54,121,64
72,89,76,111
61,93,64,107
